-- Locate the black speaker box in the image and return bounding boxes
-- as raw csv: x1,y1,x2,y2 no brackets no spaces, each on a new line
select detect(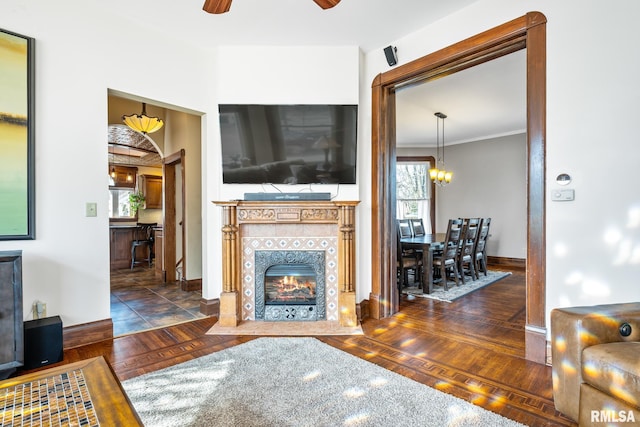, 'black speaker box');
384,45,398,66
23,315,63,369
